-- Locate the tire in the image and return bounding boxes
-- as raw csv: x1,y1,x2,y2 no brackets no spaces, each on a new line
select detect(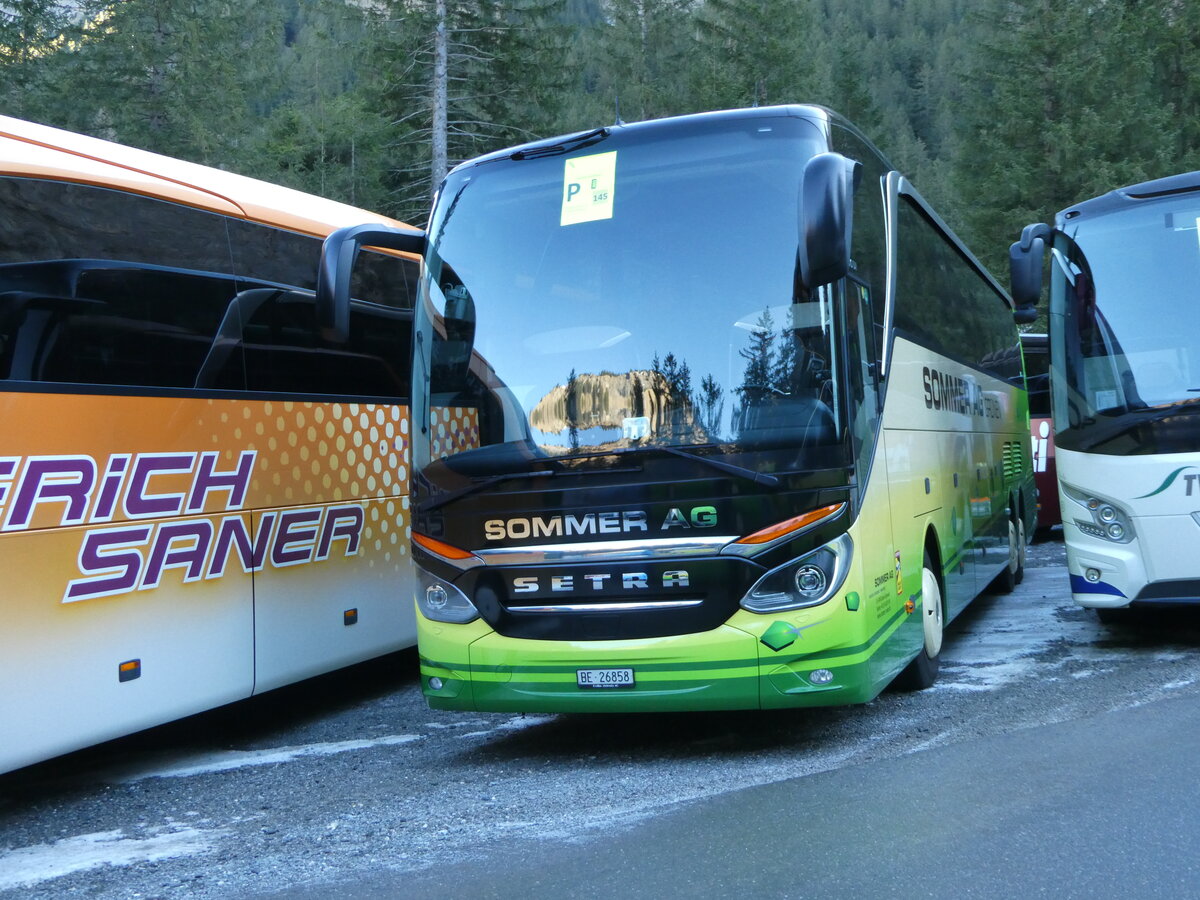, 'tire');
1096,606,1136,626
894,552,943,691
990,516,1022,594
1014,516,1026,585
